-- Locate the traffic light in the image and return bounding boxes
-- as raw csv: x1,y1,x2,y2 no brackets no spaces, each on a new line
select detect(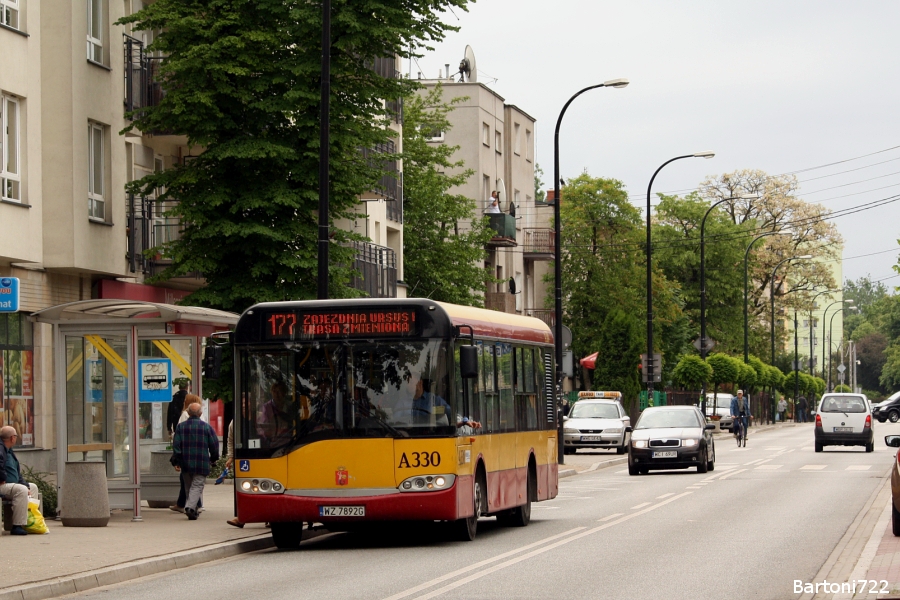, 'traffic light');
204,344,223,380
